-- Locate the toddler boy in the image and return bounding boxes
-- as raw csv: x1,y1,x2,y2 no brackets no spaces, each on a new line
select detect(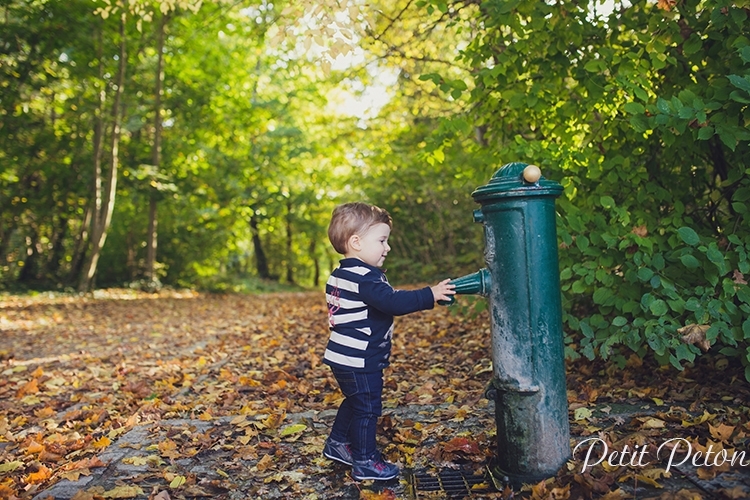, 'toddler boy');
322,202,455,480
